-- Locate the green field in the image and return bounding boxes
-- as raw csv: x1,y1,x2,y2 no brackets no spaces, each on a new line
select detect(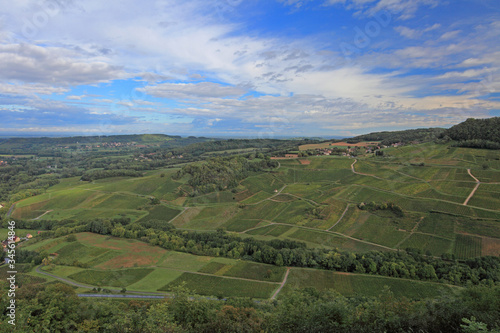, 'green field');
281,268,457,299
454,234,483,259
158,272,278,298
400,233,453,256
8,142,500,301
68,268,154,287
